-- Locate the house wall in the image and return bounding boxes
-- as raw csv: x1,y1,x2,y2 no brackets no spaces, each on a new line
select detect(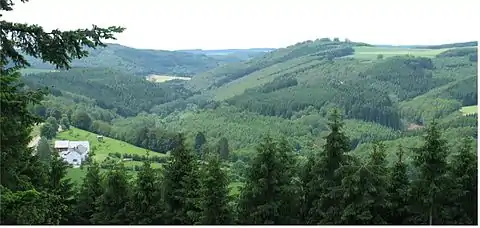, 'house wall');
63,152,82,165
